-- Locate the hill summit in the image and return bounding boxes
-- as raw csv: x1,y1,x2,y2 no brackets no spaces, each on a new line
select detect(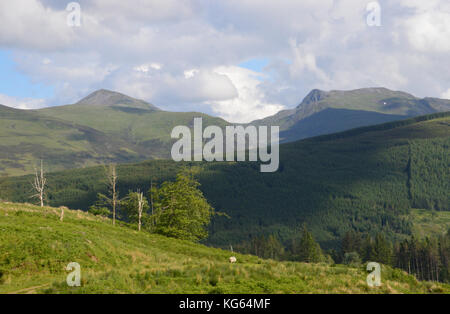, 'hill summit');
251,87,450,142
75,89,160,110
